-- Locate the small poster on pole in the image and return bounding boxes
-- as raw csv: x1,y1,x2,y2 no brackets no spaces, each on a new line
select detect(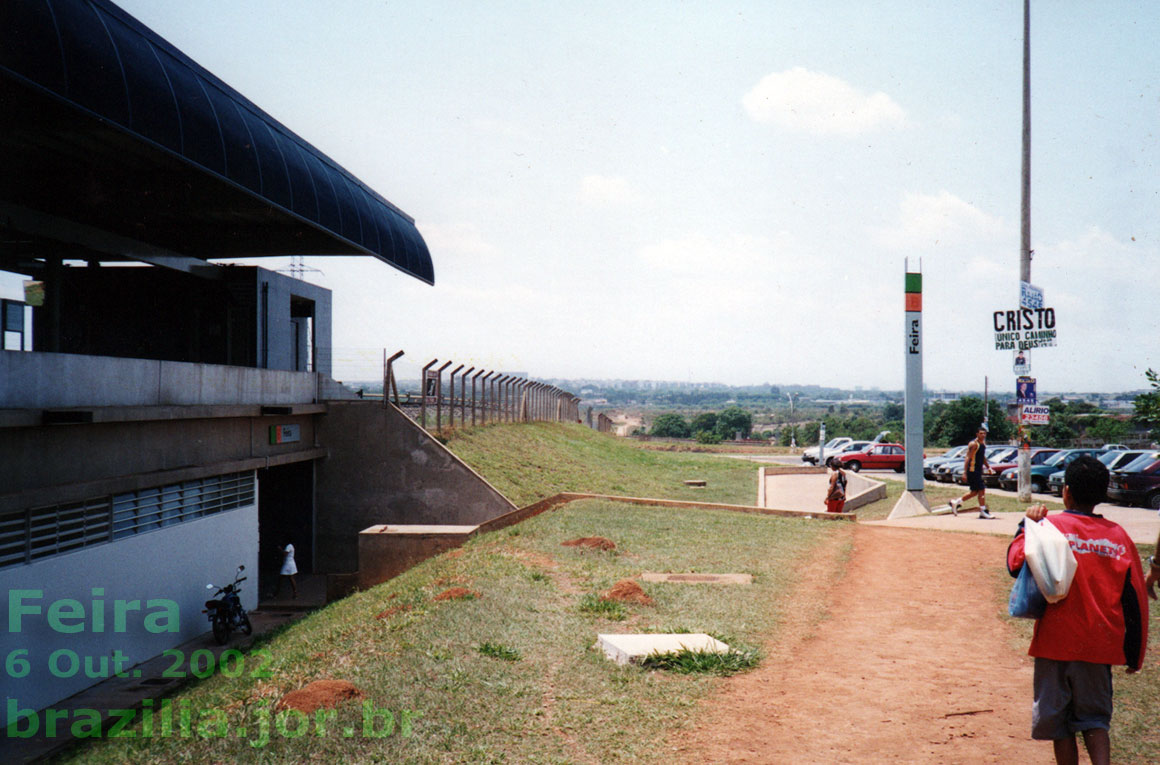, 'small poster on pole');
1013,349,1030,375
1021,404,1050,425
1016,376,1036,405
424,370,439,405
1020,281,1044,310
